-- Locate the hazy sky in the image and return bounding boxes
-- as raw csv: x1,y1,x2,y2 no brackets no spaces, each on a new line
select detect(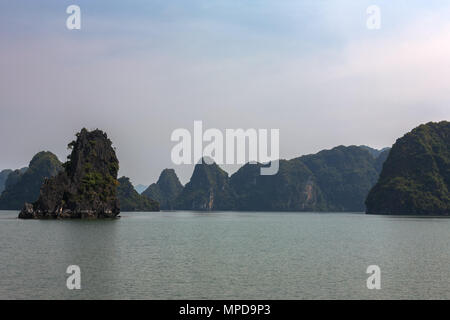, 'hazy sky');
1,0,449,185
